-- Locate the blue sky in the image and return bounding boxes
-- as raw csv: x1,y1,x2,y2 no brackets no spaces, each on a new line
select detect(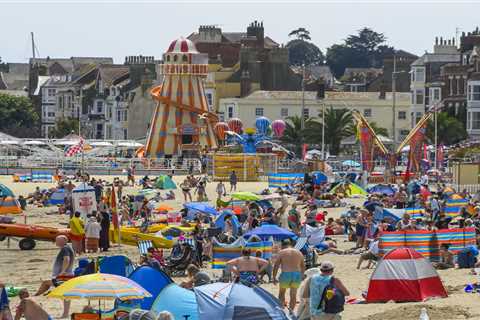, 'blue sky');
1,1,480,63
